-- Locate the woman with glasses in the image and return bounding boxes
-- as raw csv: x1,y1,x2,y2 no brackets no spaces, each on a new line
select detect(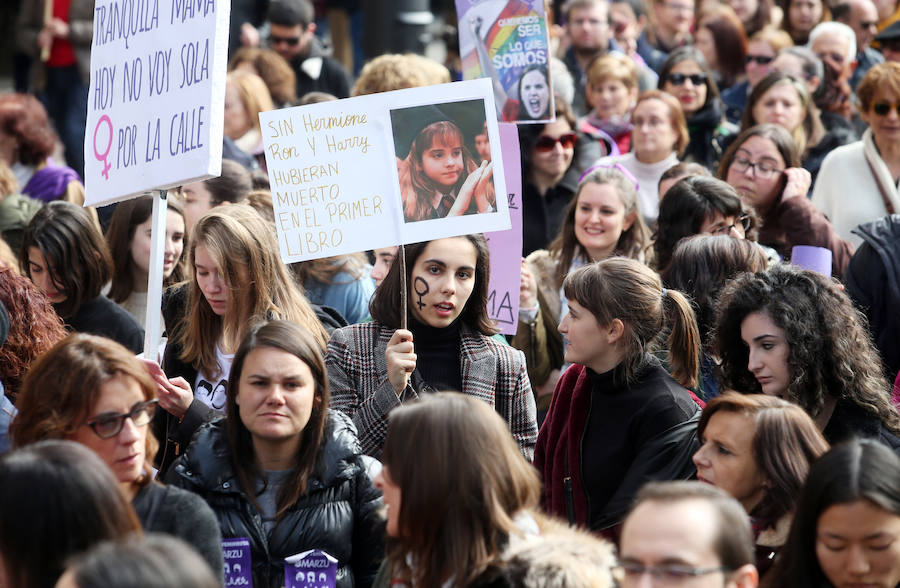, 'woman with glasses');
513,166,652,418
813,63,900,248
738,71,849,186
10,333,224,580
717,123,852,276
654,175,758,273
594,90,689,224
659,47,738,172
